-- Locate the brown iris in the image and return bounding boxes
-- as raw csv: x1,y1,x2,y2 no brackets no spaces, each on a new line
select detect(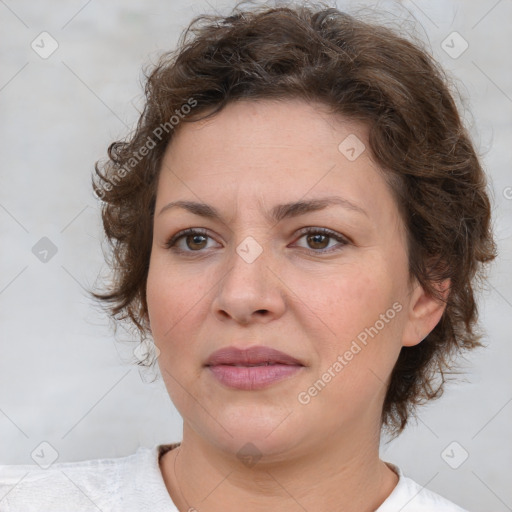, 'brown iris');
306,233,329,250
186,234,208,250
